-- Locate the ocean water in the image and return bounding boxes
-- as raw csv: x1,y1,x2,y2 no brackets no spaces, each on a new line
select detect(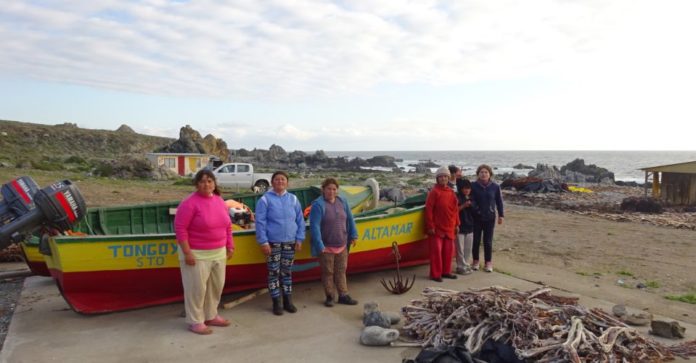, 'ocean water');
324,151,696,182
